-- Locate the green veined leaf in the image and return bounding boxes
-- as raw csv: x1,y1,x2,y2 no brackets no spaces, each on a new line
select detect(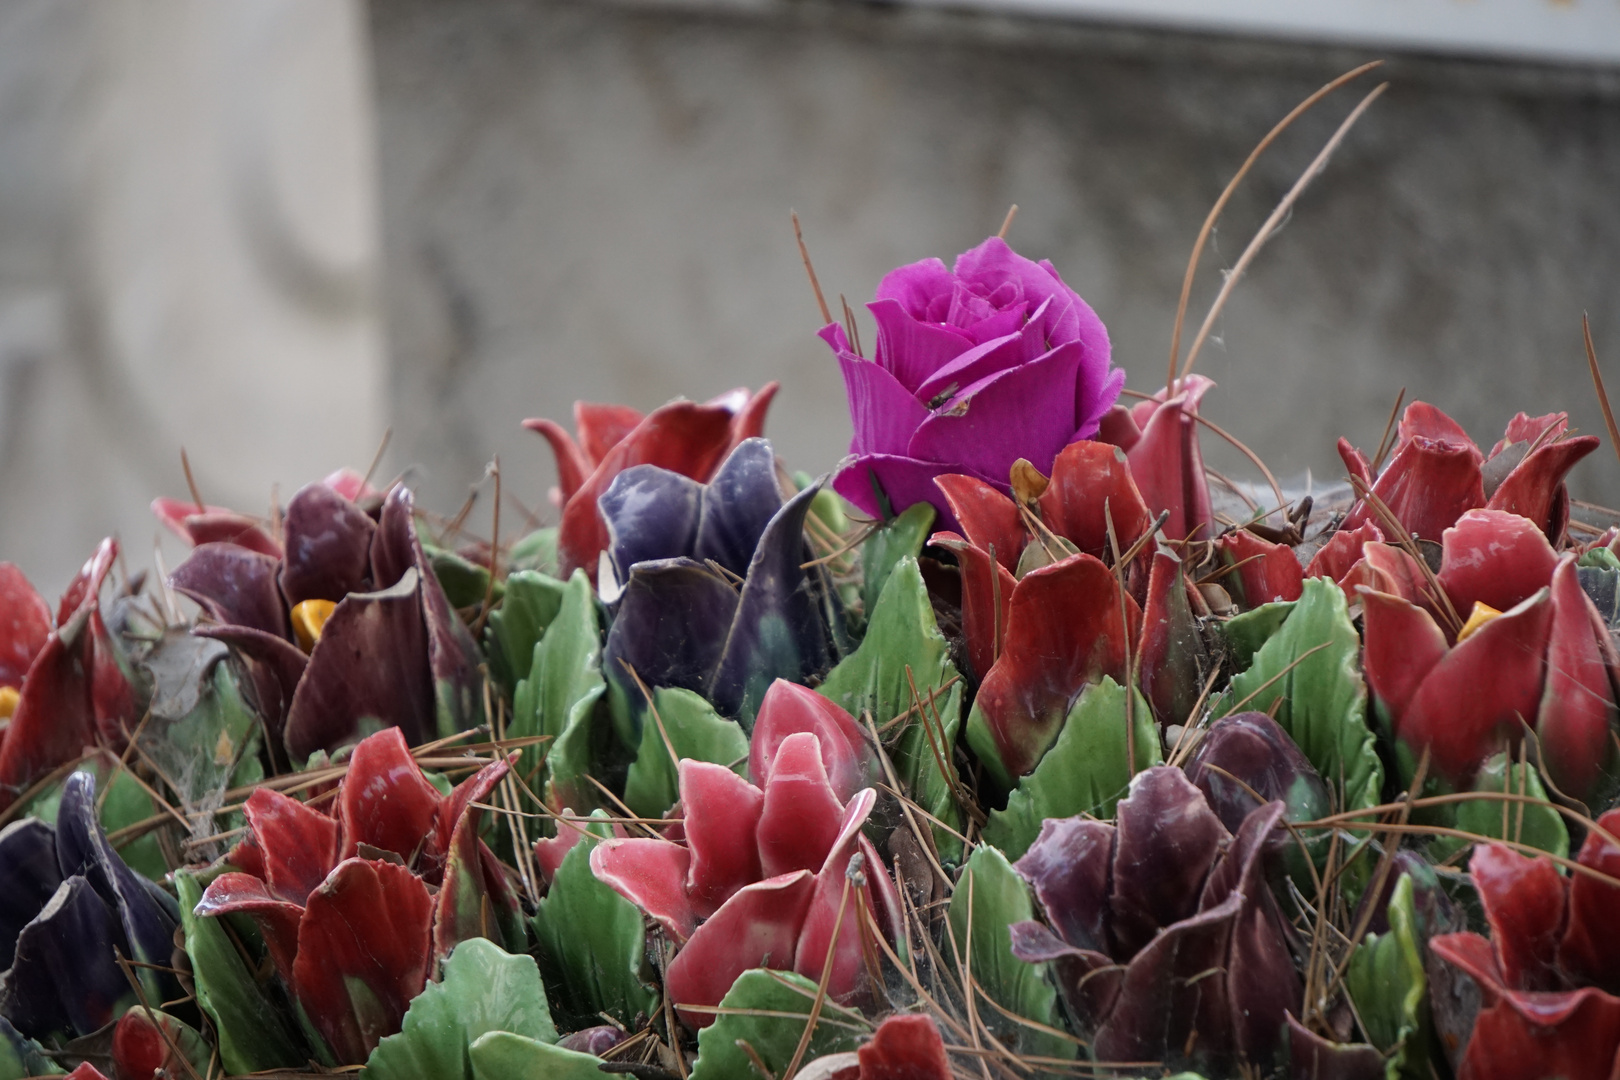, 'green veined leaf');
490,570,568,694
622,687,749,818
467,1031,605,1080
688,969,866,1080
508,570,607,811
1344,874,1431,1079
1428,750,1568,863
861,502,935,623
